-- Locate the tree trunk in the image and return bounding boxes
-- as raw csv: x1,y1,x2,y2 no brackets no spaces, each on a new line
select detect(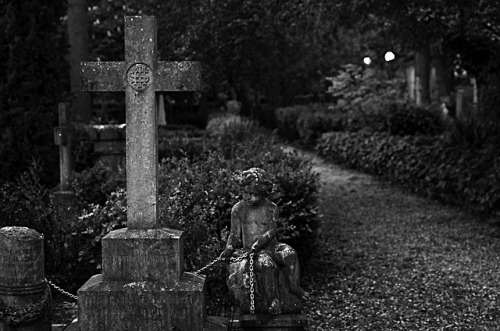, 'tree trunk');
68,0,92,123
415,43,431,105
